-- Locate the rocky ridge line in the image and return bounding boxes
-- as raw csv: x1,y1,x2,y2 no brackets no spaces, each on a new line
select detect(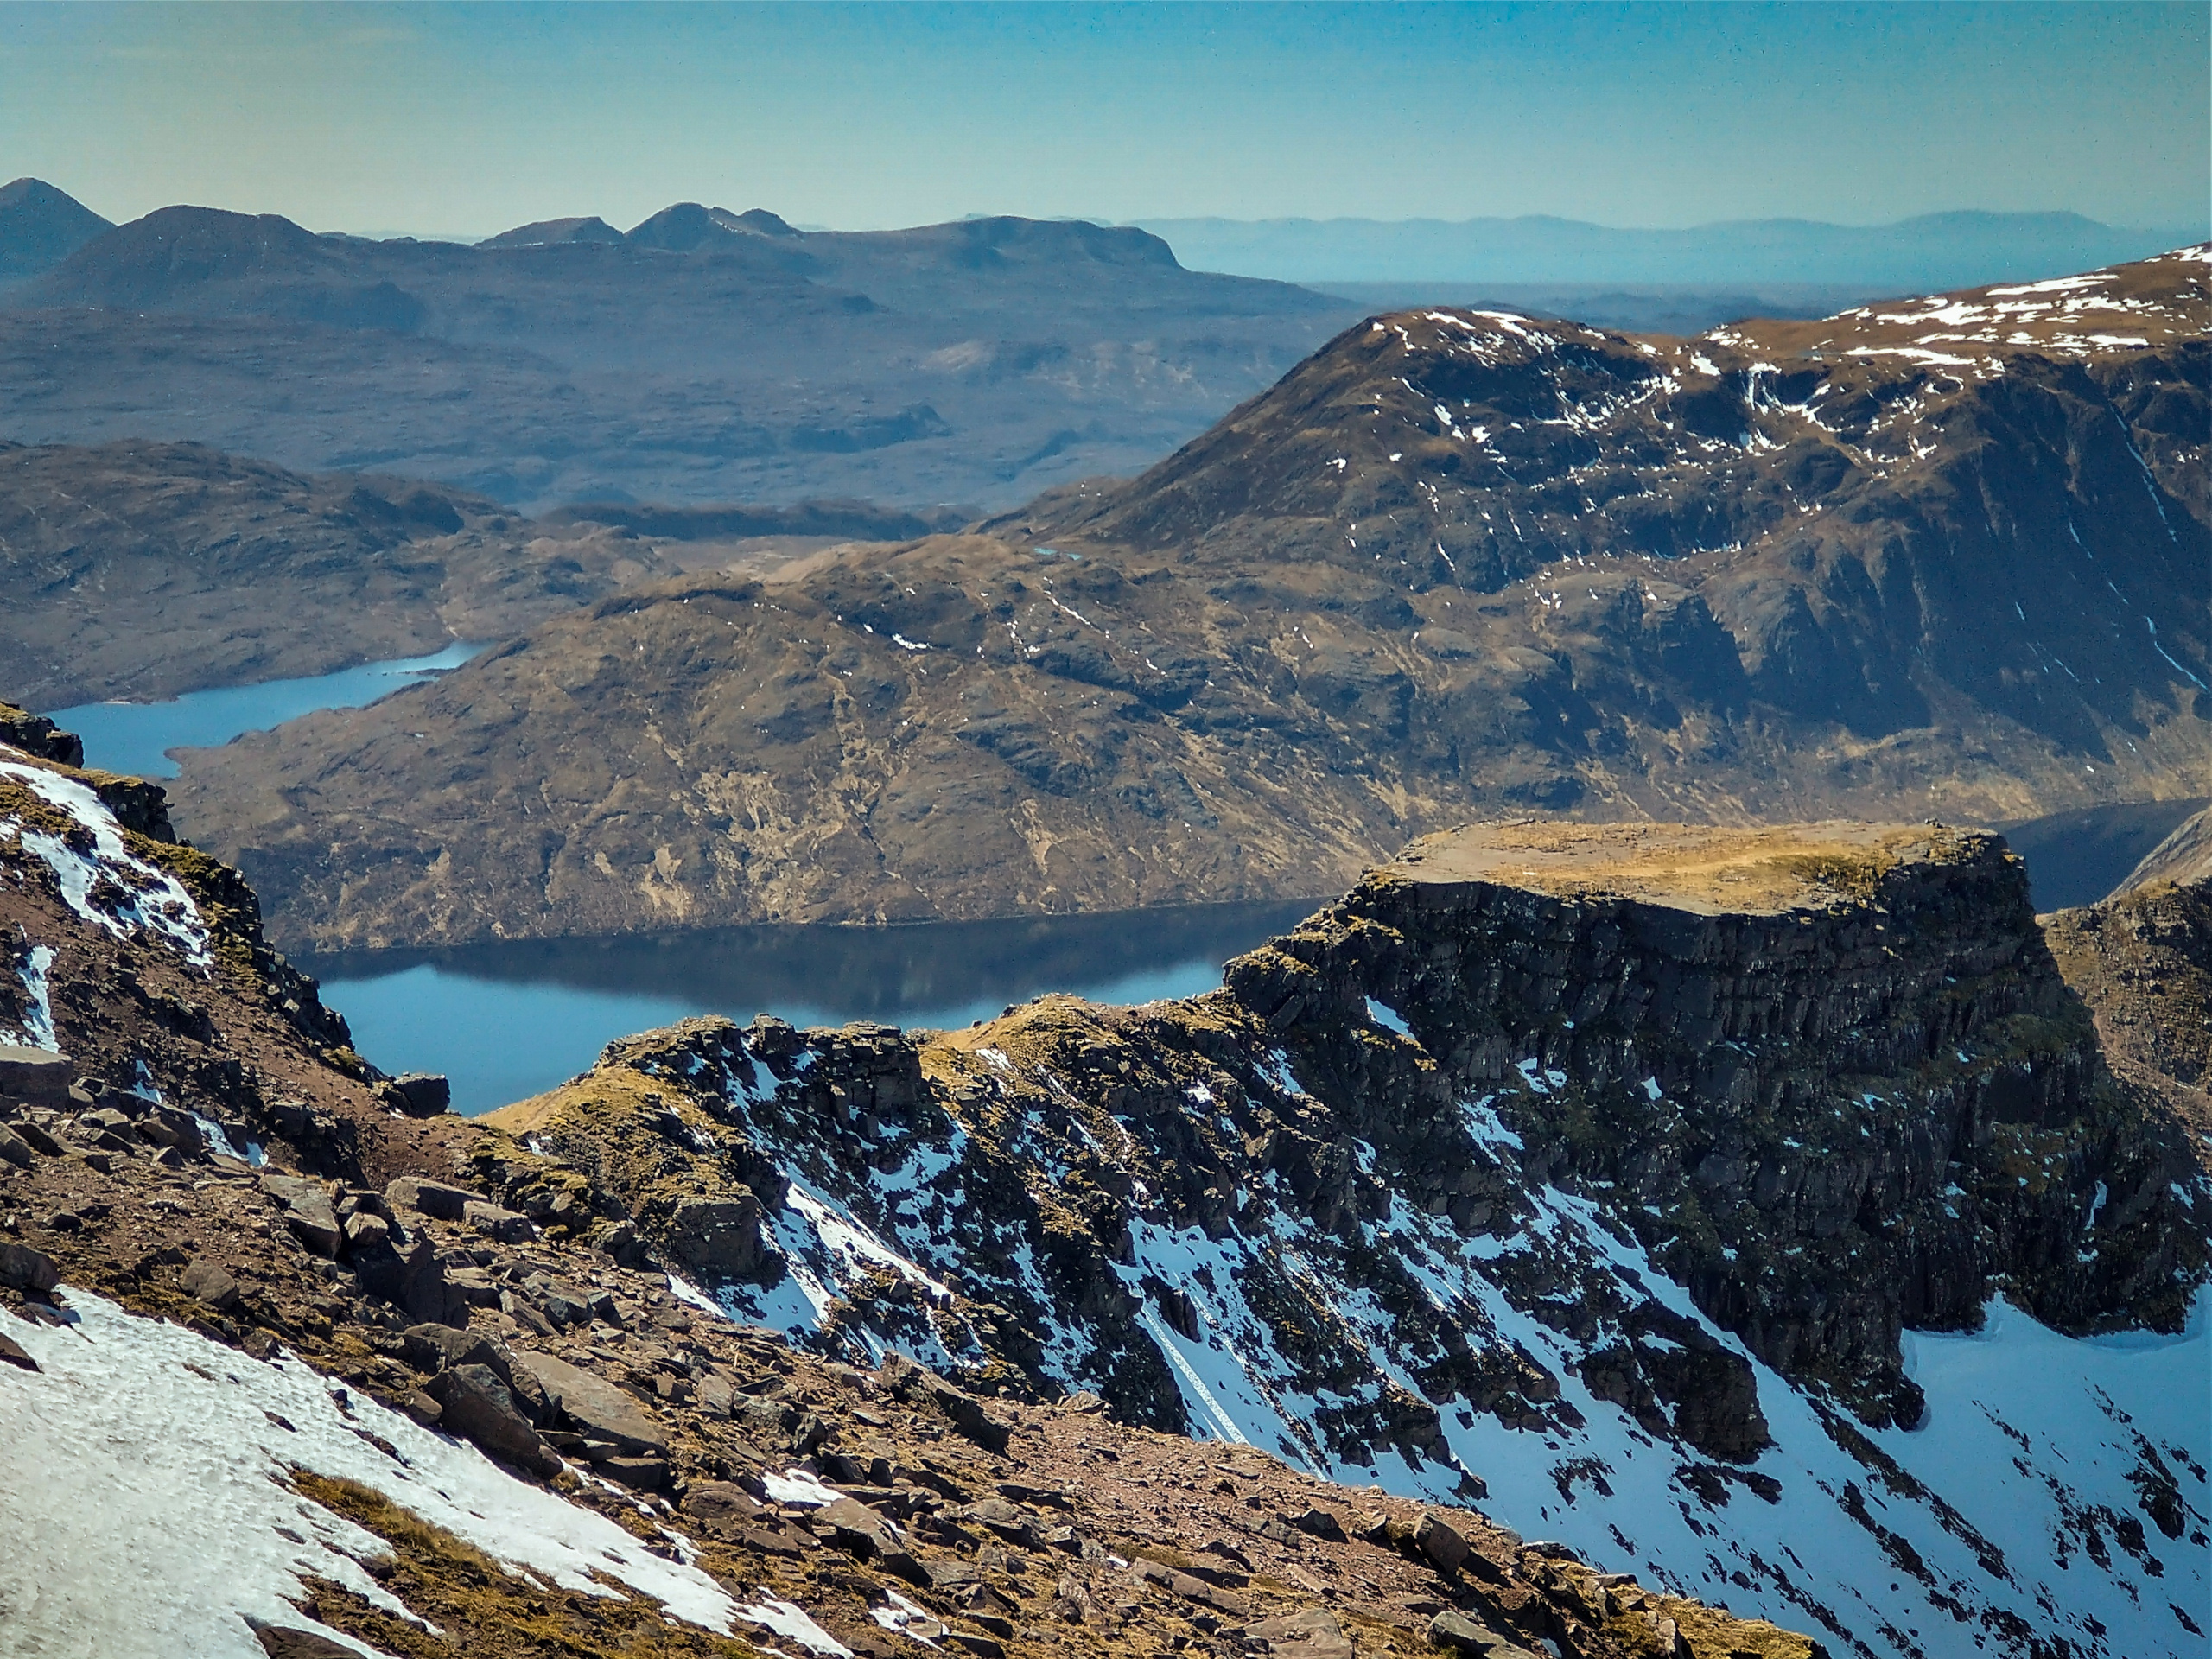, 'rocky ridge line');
0,721,1813,1659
